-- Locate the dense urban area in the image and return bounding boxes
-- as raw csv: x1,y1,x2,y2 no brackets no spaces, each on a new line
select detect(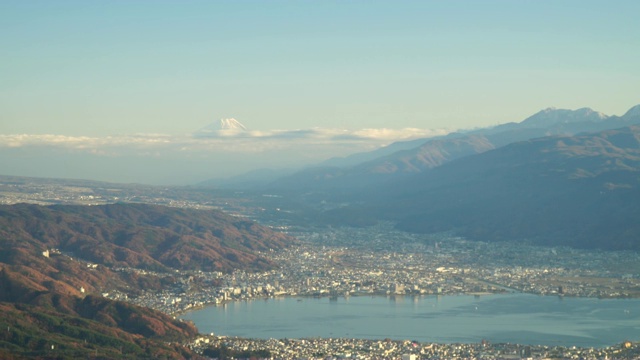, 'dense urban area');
101,224,640,359
109,223,640,314
3,176,640,359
